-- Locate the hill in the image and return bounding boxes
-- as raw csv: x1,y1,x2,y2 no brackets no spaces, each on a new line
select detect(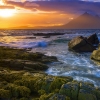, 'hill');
61,12,100,29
